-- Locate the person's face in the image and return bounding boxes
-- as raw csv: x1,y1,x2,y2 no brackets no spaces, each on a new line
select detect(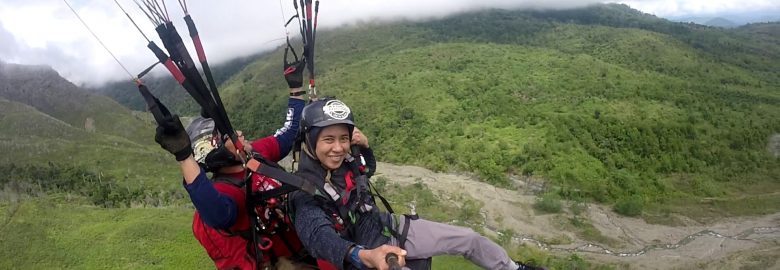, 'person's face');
315,124,350,170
